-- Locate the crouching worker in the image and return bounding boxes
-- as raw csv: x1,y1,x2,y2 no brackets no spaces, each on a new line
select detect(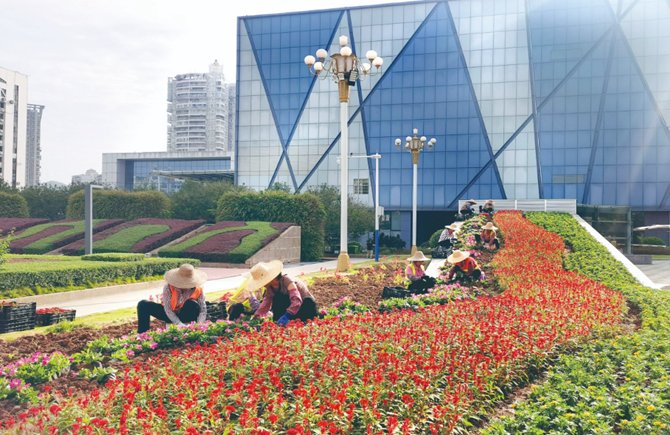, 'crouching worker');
480,222,500,250
137,263,207,333
405,251,436,293
447,250,485,282
226,272,264,321
250,261,318,326
482,200,495,215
